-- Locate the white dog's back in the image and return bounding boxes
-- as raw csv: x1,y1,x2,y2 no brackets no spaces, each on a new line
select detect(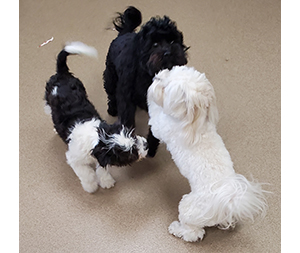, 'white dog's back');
163,129,267,228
